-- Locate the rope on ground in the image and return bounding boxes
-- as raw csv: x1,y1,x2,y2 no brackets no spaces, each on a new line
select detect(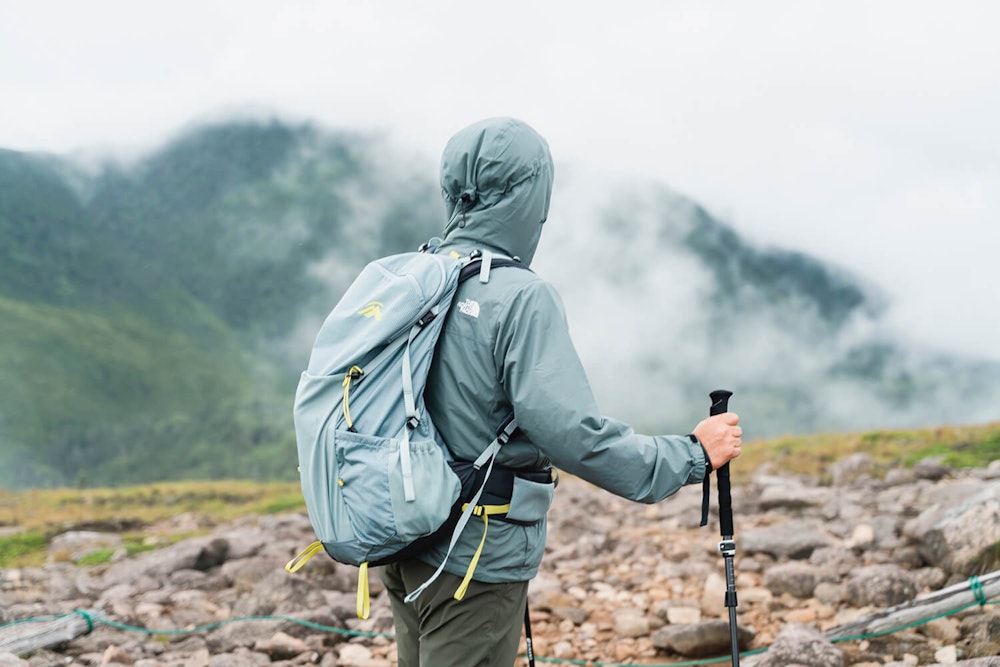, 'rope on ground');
0,577,995,667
